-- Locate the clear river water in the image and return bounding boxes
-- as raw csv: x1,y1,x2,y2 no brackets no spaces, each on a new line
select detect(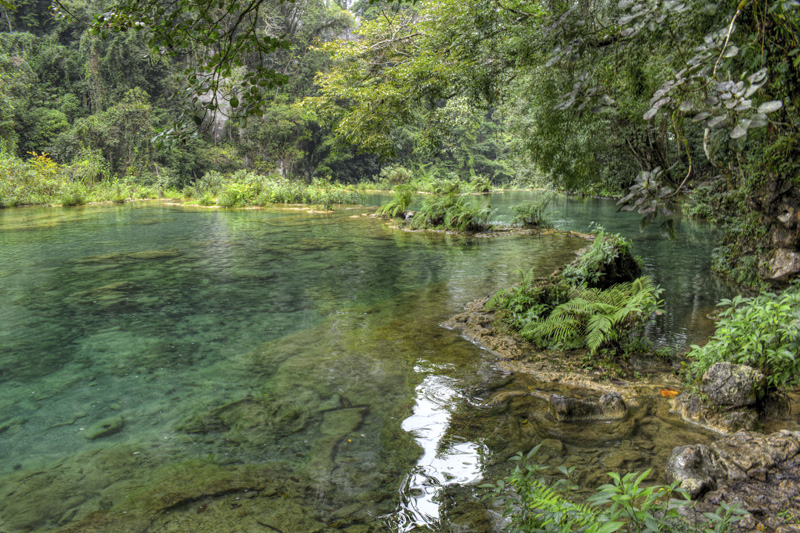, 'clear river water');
0,192,734,532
